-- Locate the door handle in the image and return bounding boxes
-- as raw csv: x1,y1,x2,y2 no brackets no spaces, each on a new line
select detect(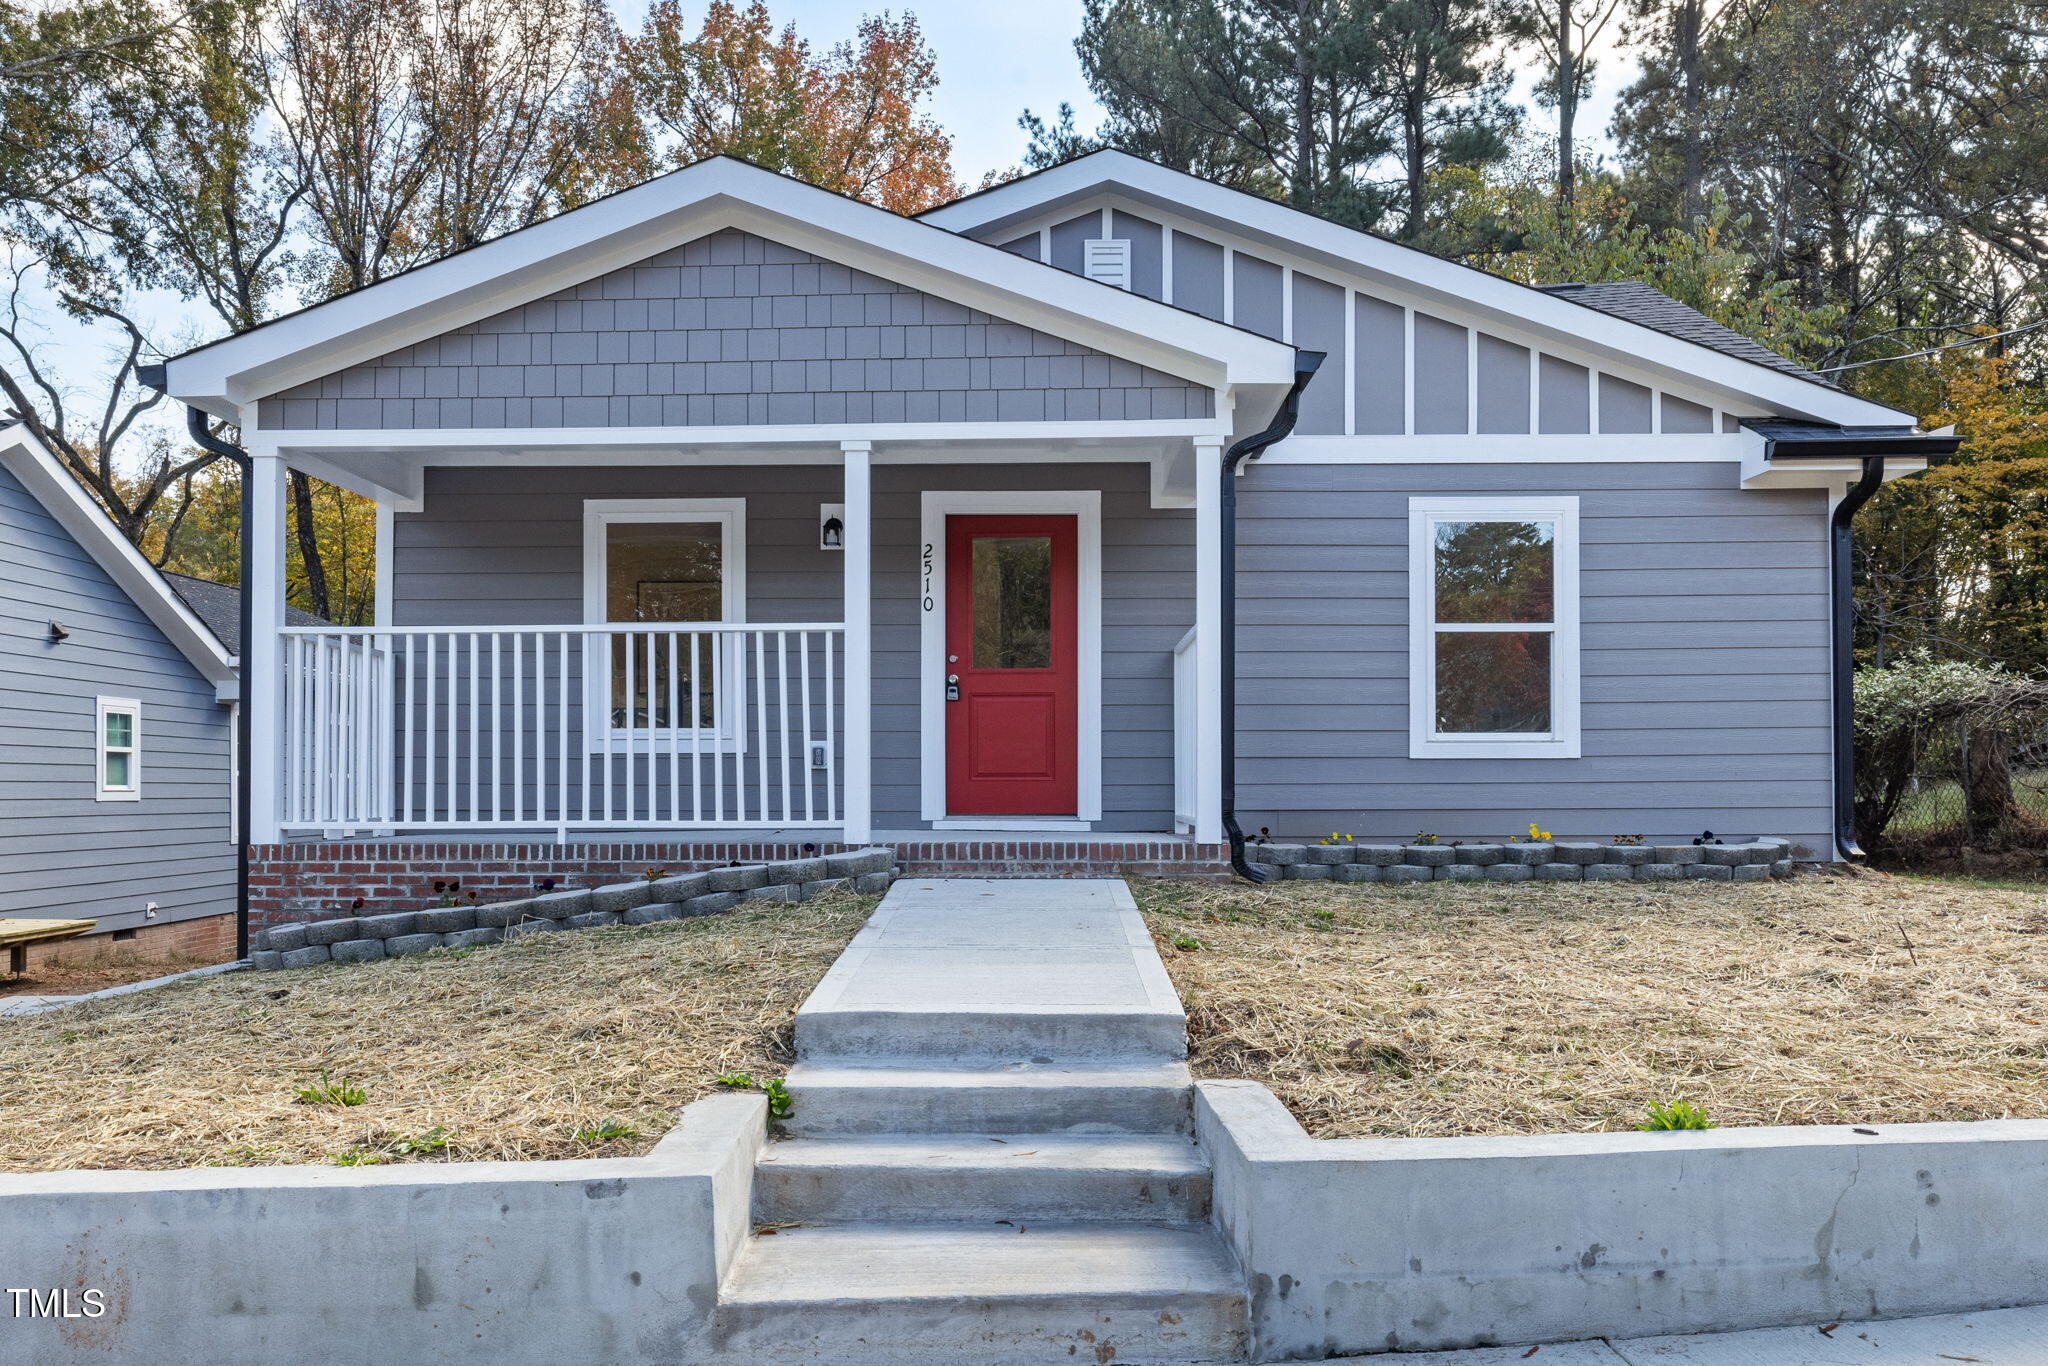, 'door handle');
945,673,960,702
